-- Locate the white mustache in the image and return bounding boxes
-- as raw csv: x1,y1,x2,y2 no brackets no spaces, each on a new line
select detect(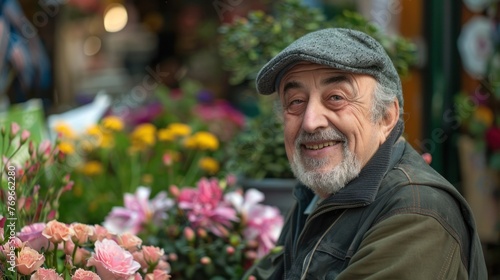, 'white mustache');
295,128,347,148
